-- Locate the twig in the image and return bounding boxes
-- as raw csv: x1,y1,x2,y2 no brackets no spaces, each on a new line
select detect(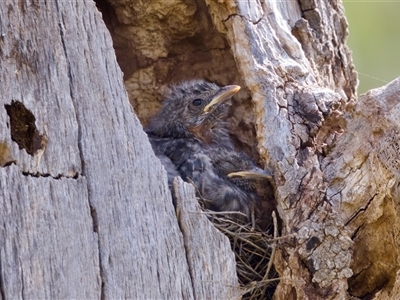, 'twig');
191,210,248,217
240,278,282,297
250,205,256,231
264,211,278,281
191,194,280,299
217,226,268,253
266,234,295,242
